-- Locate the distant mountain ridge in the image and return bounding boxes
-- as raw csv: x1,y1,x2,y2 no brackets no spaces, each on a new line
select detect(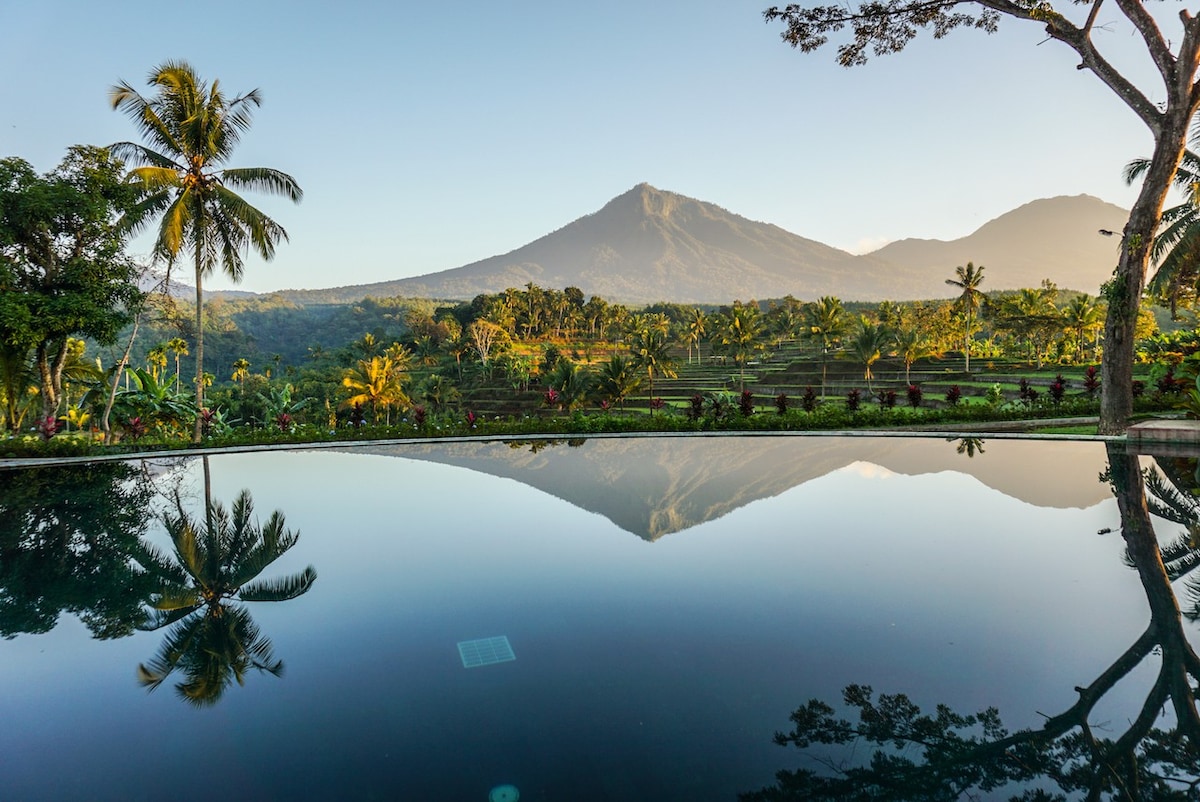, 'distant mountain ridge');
241,184,1131,305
